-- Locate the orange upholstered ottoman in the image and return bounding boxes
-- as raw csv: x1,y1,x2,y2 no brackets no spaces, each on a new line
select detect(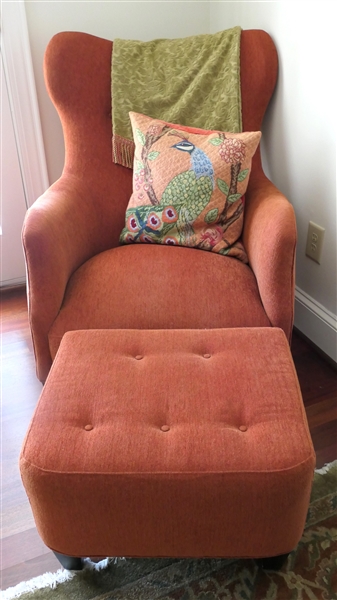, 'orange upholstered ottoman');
20,328,315,570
